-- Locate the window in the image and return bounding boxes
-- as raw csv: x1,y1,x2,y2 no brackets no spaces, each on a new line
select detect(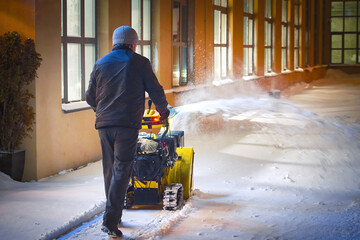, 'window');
281,0,289,71
172,0,189,87
294,0,301,68
61,0,97,103
132,0,152,61
213,0,228,79
330,0,360,64
264,0,273,73
243,0,254,76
